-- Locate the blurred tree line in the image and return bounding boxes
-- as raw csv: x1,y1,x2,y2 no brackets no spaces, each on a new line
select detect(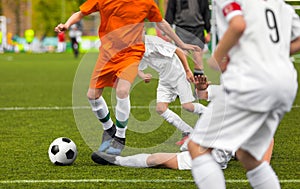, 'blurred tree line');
33,0,84,37
0,0,85,37
0,0,299,38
